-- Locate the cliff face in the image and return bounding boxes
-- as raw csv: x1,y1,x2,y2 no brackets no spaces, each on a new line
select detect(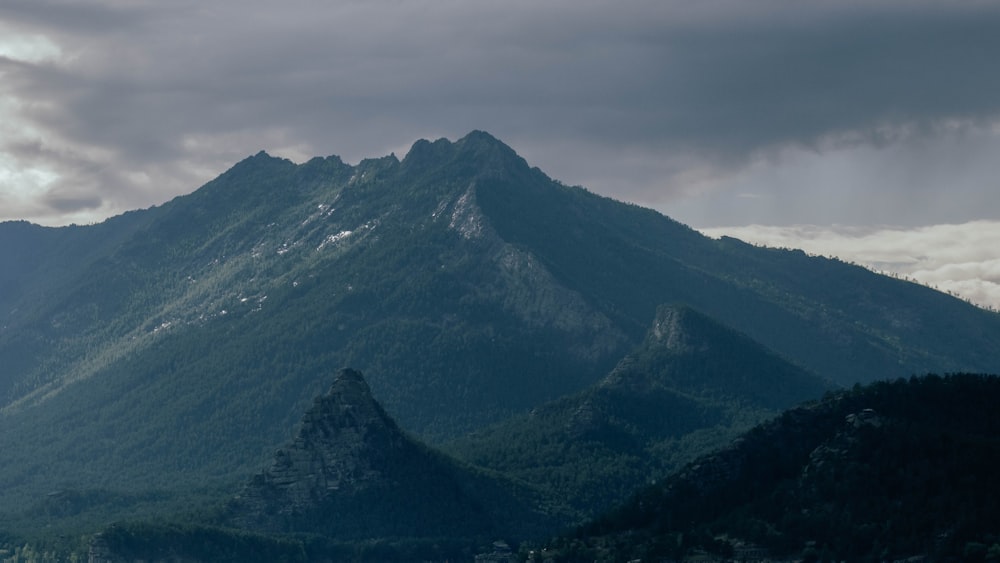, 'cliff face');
230,368,407,526
225,368,549,540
